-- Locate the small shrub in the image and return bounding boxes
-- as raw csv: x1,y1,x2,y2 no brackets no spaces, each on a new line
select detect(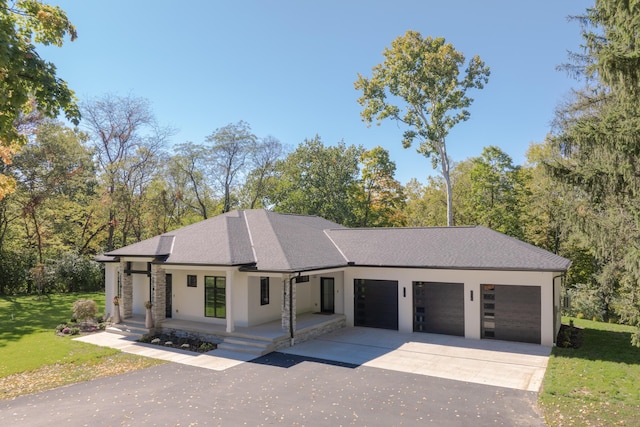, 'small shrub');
62,327,71,334
73,300,98,322
199,342,214,352
69,327,80,336
55,323,68,332
576,313,584,319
